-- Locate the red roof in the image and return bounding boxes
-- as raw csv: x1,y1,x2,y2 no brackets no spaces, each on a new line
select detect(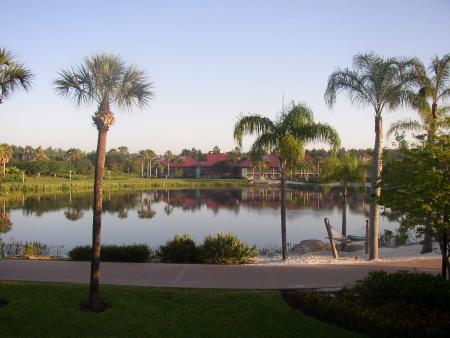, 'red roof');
160,156,199,168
